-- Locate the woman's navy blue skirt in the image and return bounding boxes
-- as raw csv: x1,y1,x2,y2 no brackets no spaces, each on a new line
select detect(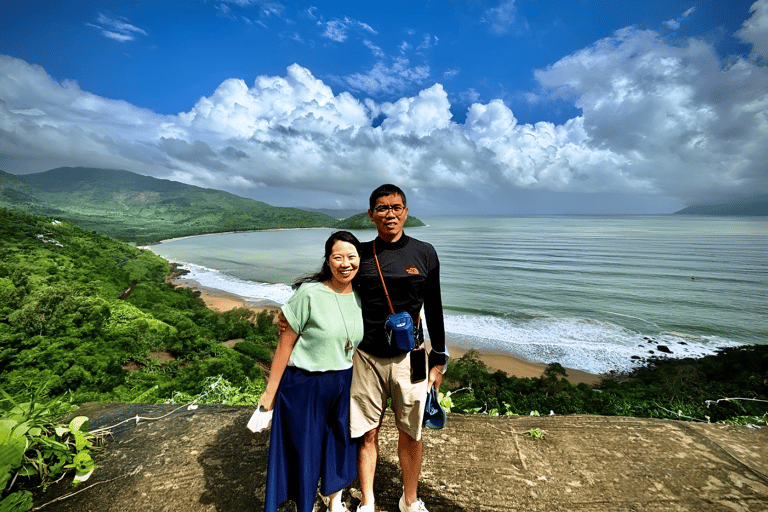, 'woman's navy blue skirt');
264,366,357,512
